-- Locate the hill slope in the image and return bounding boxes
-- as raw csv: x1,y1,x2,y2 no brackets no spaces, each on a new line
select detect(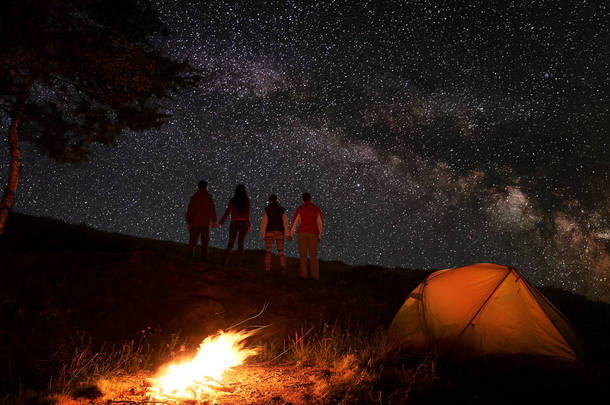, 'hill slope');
1,213,609,404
